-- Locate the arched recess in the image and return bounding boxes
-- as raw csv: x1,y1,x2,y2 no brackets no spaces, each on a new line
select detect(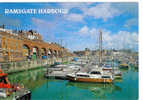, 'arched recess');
32,46,39,59
56,51,59,57
23,44,30,57
48,49,53,57
41,48,47,56
53,50,57,57
58,51,62,57
4,51,9,61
